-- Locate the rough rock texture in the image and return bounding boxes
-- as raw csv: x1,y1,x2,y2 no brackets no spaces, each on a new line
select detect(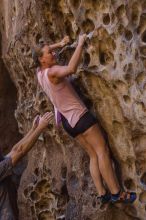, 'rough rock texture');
0,31,23,220
0,0,146,219
0,33,21,154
